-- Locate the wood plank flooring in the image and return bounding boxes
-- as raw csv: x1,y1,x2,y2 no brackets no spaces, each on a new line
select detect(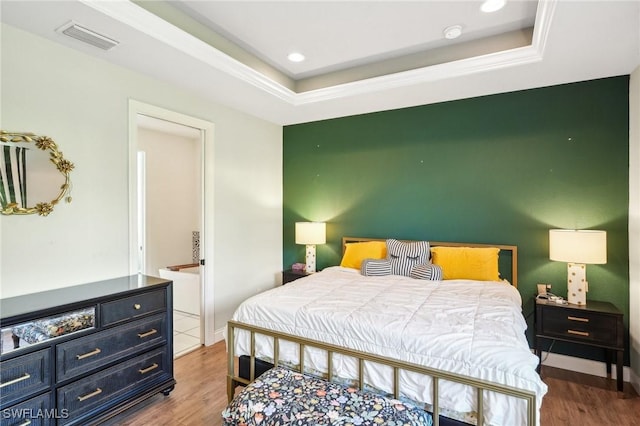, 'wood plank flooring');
110,341,640,426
